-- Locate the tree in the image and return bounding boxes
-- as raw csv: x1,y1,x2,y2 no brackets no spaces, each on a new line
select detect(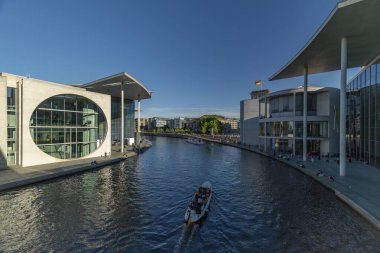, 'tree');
200,115,222,134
